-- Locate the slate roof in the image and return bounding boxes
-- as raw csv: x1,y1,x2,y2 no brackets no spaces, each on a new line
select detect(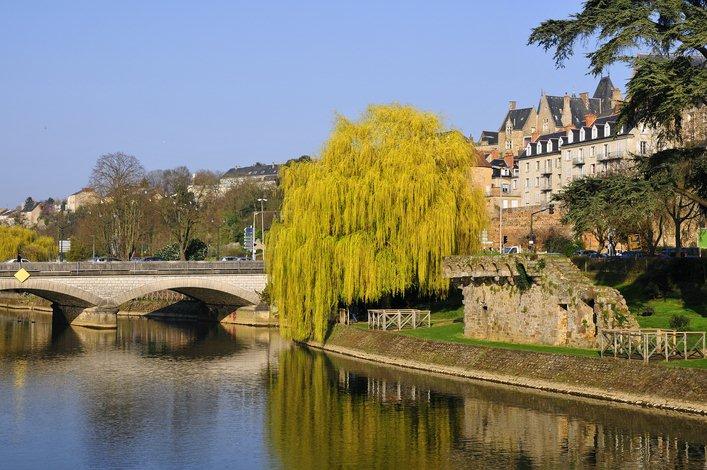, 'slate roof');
222,163,280,179
498,108,533,132
479,130,498,145
593,76,615,114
